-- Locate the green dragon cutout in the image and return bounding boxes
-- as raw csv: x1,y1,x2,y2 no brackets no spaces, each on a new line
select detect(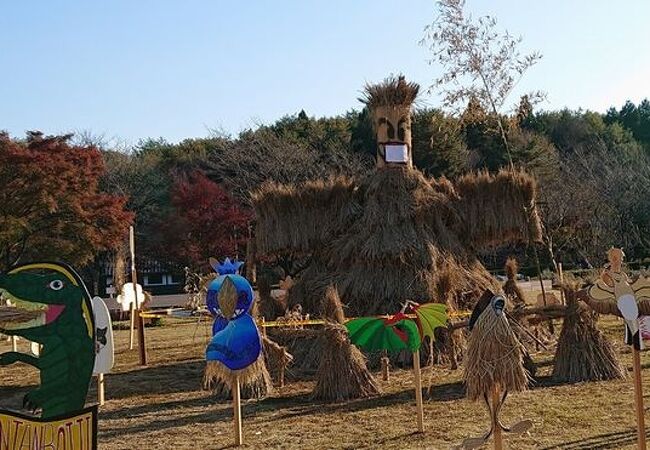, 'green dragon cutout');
0,262,95,418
